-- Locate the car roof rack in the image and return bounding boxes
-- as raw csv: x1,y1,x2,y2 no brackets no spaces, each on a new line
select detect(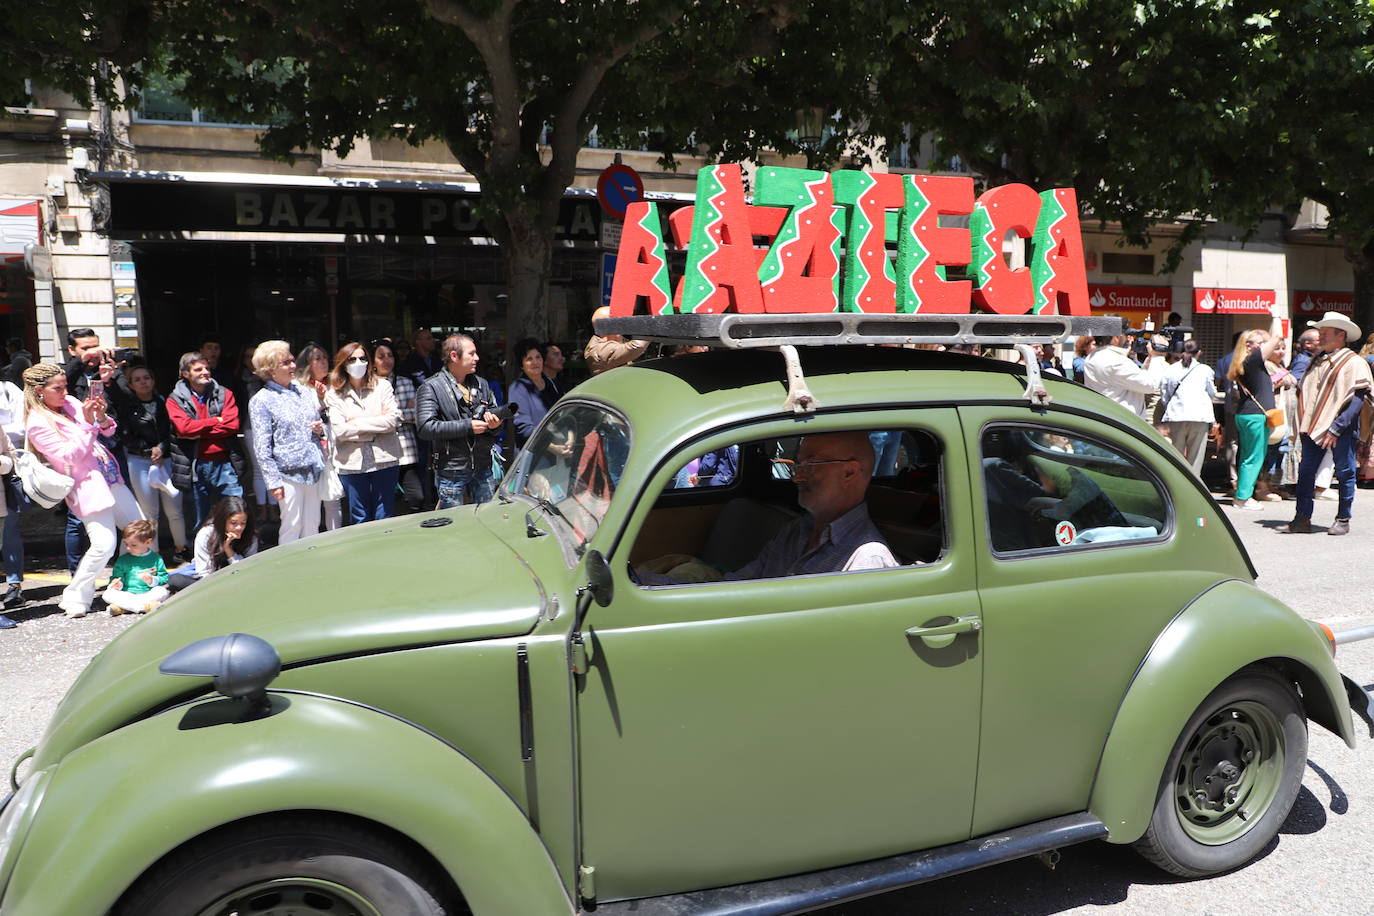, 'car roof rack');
595,312,1124,413
595,312,1123,350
